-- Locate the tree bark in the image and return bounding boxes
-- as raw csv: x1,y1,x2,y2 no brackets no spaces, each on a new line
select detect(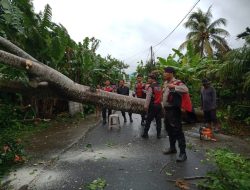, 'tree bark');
0,50,145,114
0,50,204,119
0,36,37,62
